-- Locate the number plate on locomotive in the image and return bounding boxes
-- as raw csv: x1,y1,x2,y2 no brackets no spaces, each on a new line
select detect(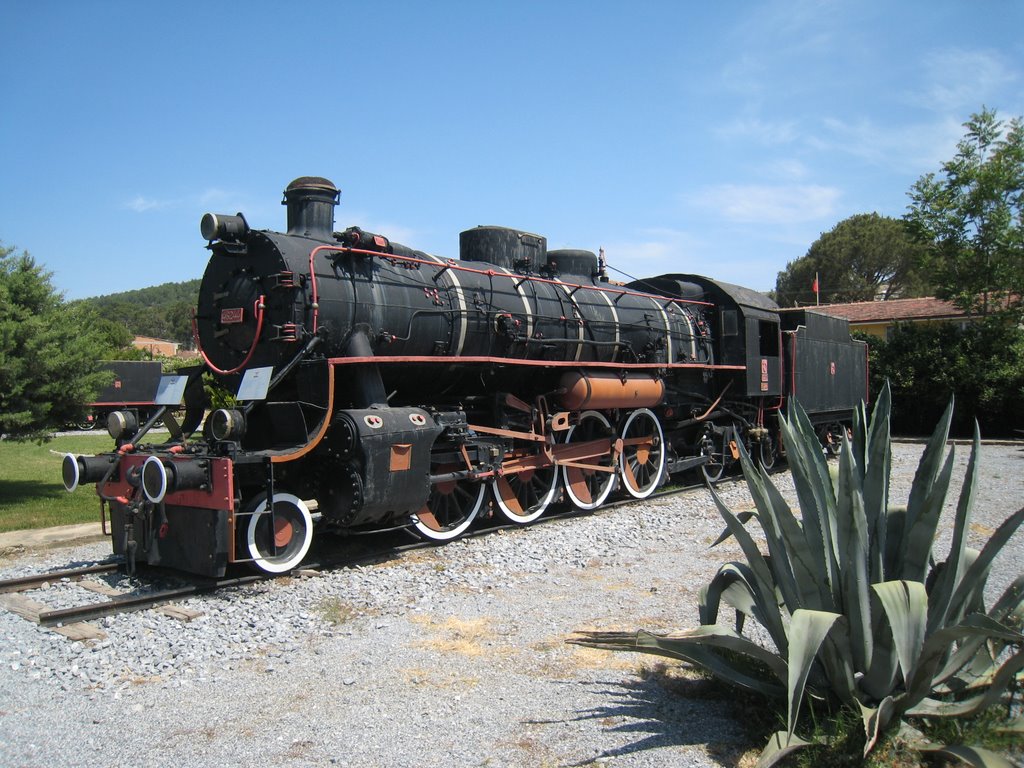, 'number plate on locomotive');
220,307,244,324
